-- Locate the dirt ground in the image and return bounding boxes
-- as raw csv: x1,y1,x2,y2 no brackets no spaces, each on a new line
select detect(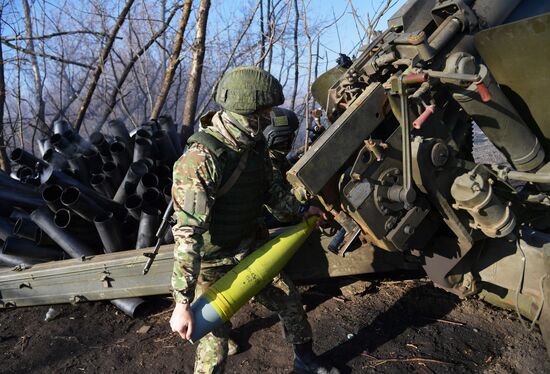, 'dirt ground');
1,277,548,374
